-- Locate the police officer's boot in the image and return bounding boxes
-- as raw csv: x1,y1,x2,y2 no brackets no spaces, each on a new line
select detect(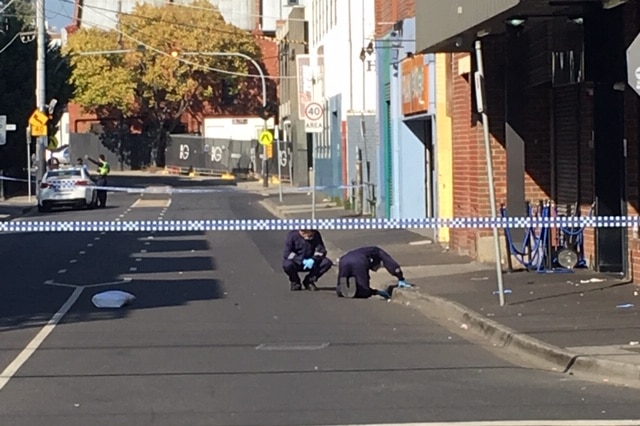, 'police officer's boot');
303,276,318,291
290,282,302,291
